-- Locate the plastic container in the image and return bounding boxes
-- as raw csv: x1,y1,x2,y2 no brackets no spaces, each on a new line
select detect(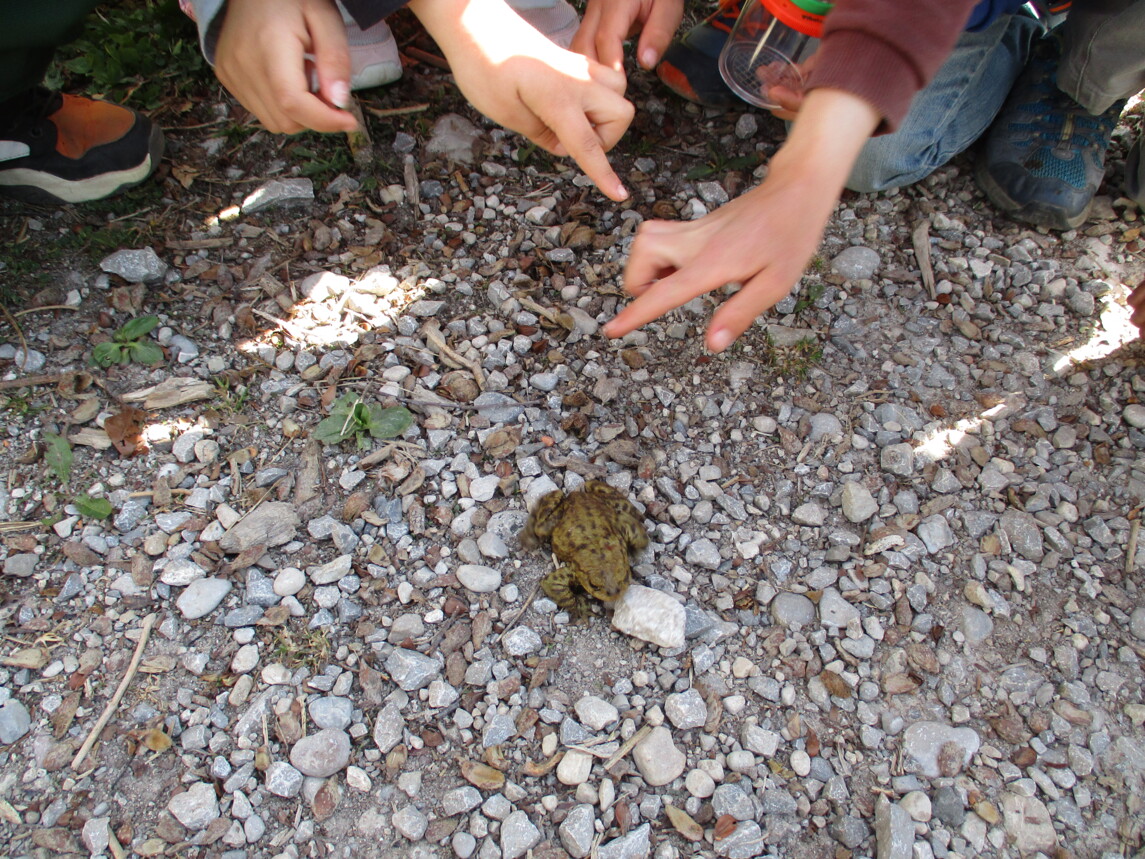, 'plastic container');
718,0,833,110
